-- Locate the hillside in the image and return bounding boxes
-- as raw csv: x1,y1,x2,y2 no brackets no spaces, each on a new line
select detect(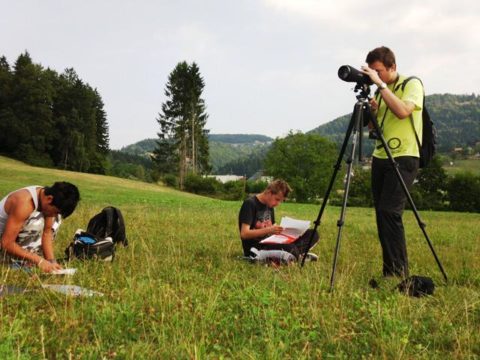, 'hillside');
0,155,479,358
309,94,480,153
120,134,273,174
208,133,272,144
118,94,478,178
